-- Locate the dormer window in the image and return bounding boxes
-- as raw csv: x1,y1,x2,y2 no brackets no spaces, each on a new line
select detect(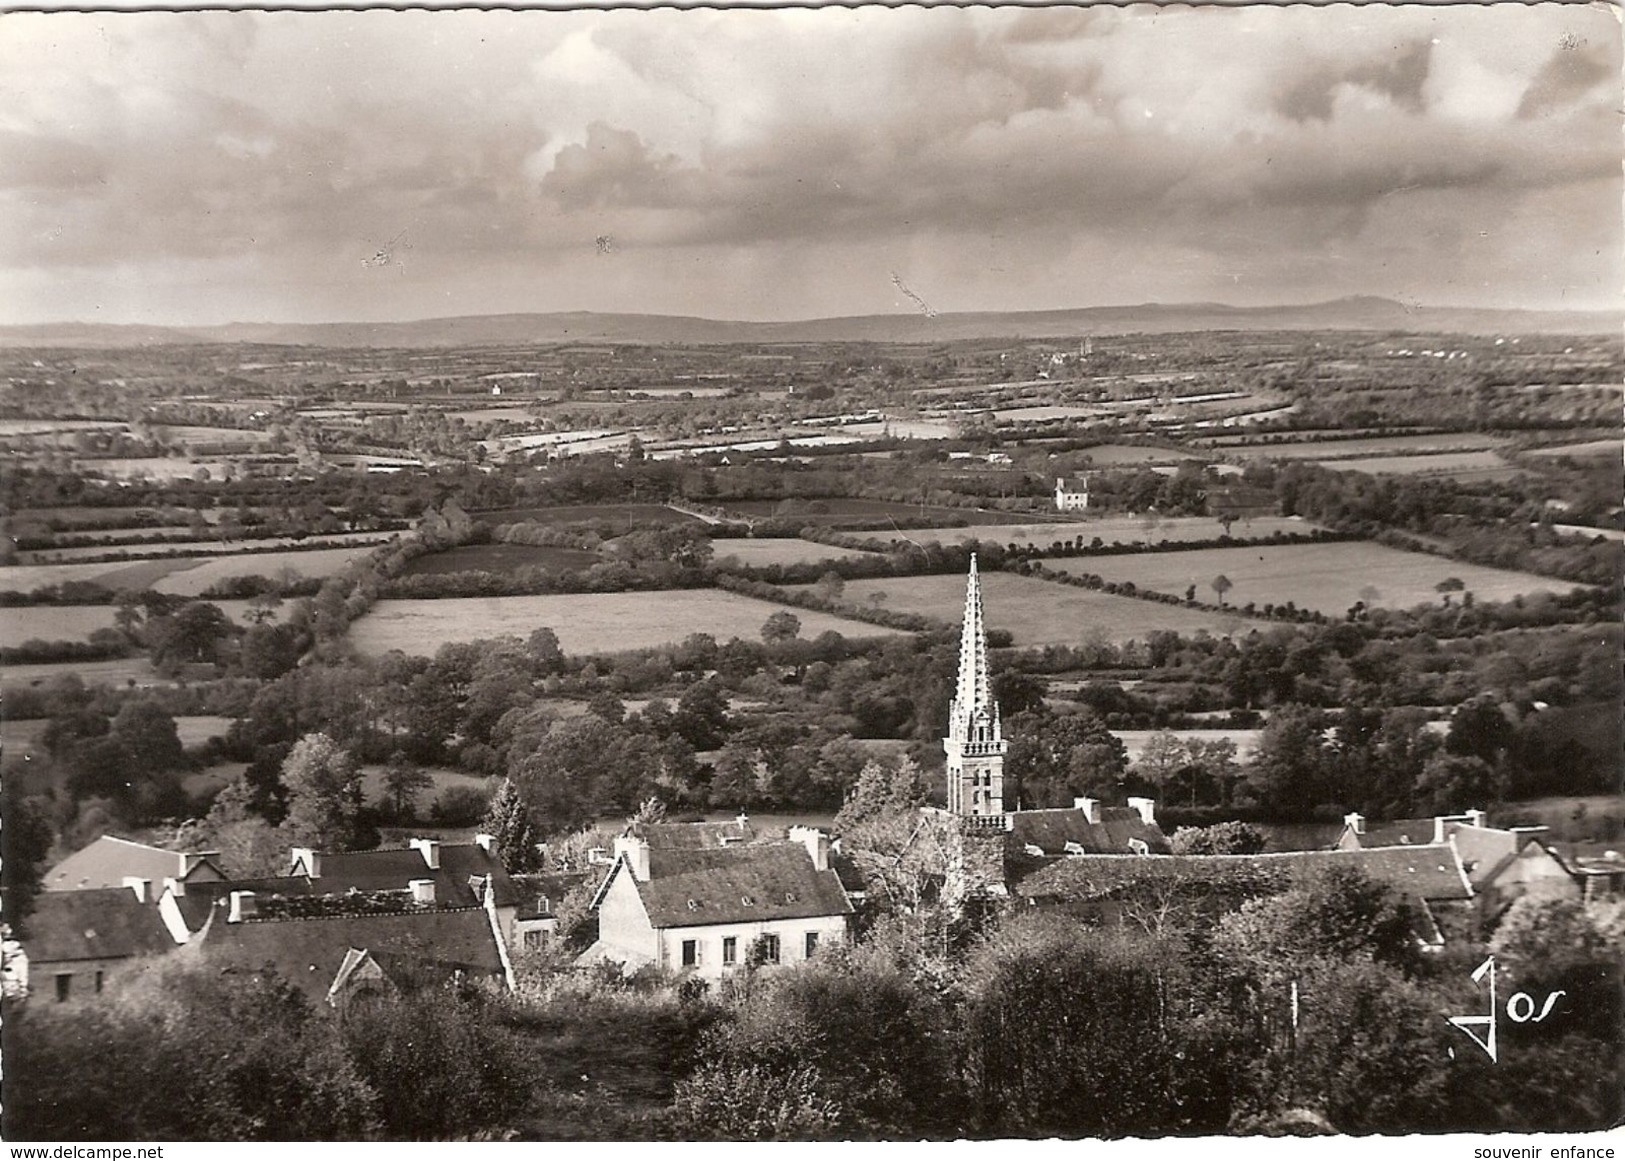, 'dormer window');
687,899,699,911
741,895,755,907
